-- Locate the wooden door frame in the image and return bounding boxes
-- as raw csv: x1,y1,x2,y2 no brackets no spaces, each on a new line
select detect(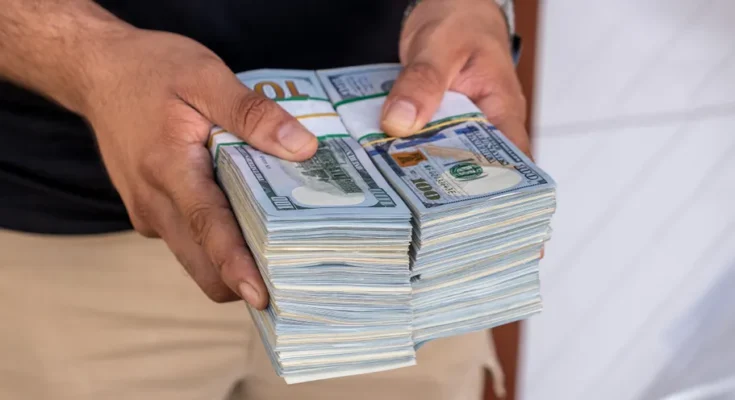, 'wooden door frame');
484,1,540,399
